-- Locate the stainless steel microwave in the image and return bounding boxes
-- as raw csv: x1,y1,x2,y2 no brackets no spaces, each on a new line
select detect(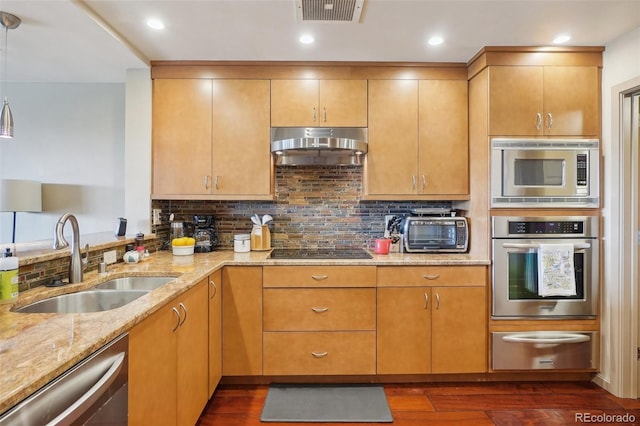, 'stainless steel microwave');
491,138,600,208
402,216,468,253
